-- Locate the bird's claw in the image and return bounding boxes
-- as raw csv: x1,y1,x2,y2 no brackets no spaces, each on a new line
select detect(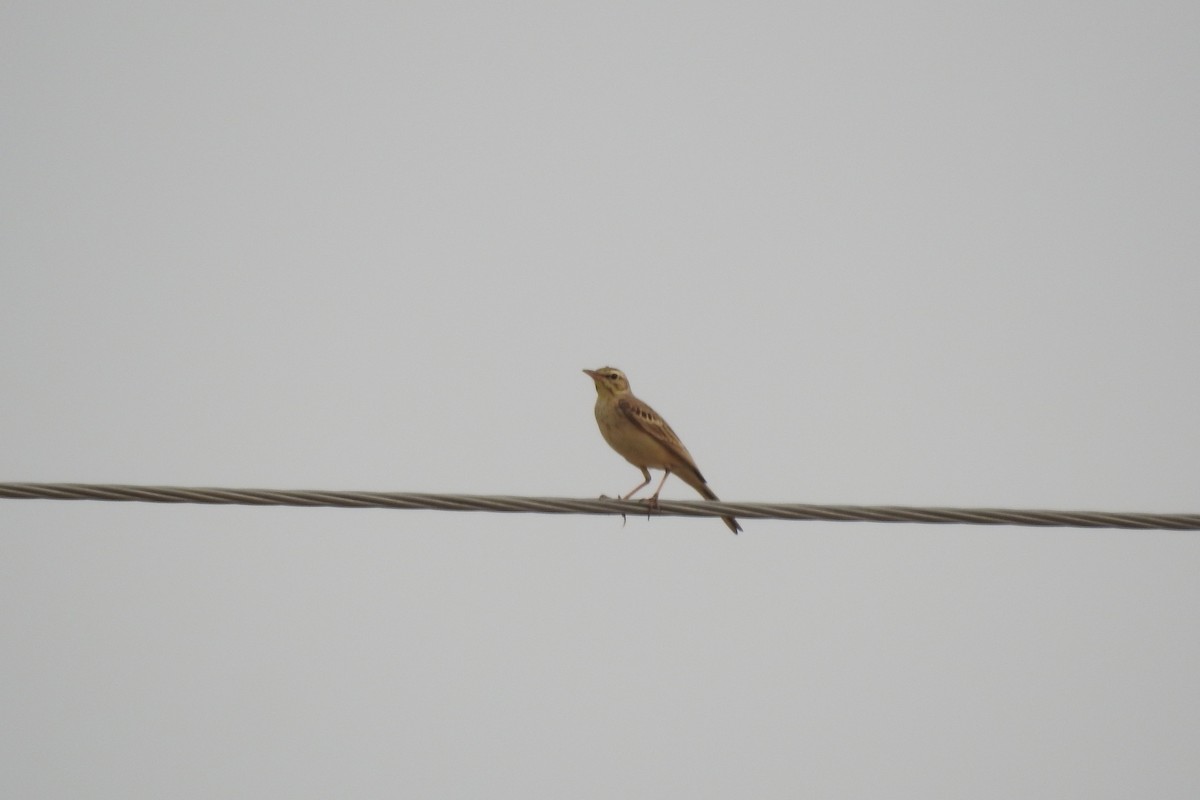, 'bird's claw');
641,495,662,522
597,494,627,527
